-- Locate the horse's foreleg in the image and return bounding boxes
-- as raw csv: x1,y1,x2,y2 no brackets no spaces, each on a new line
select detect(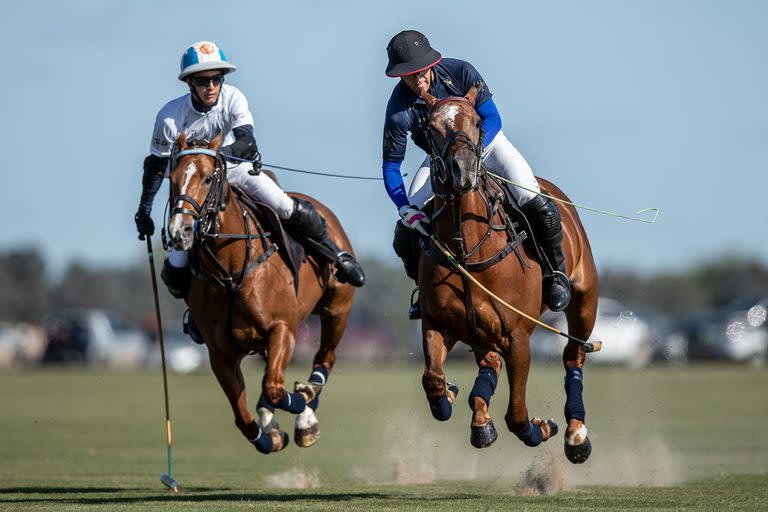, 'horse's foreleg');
503,336,558,447
422,328,457,421
263,322,313,414
468,351,502,448
562,293,596,464
562,338,591,463
209,351,287,453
